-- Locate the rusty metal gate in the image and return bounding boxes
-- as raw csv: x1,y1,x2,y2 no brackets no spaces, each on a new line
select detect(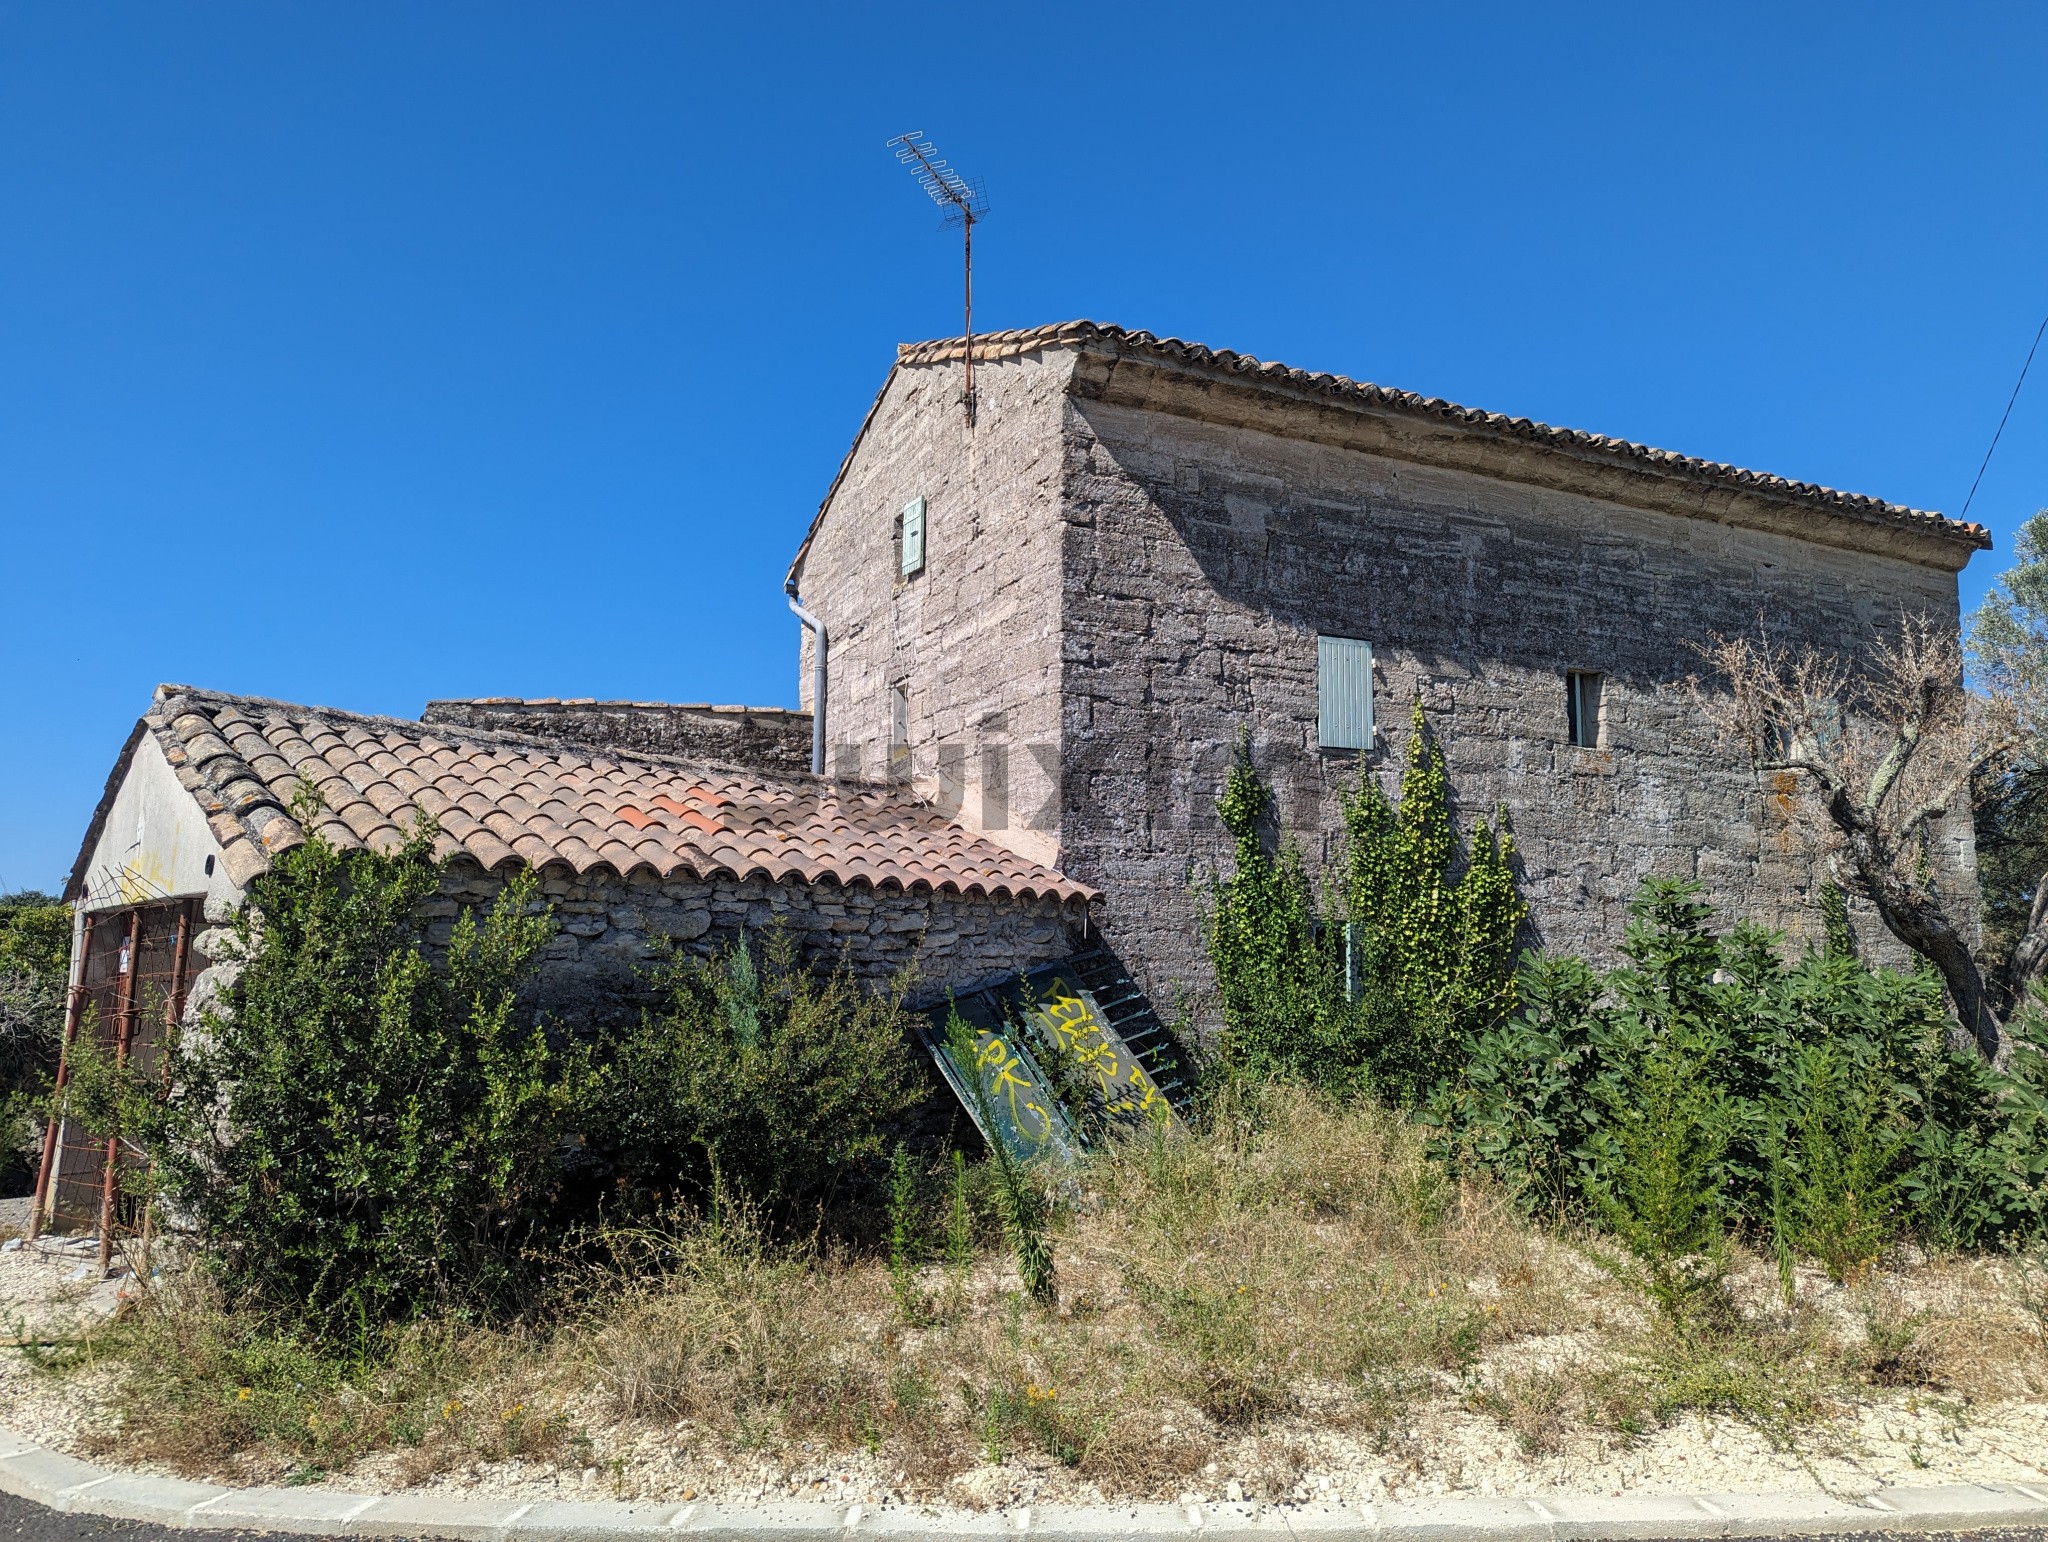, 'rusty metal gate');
30,897,197,1265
